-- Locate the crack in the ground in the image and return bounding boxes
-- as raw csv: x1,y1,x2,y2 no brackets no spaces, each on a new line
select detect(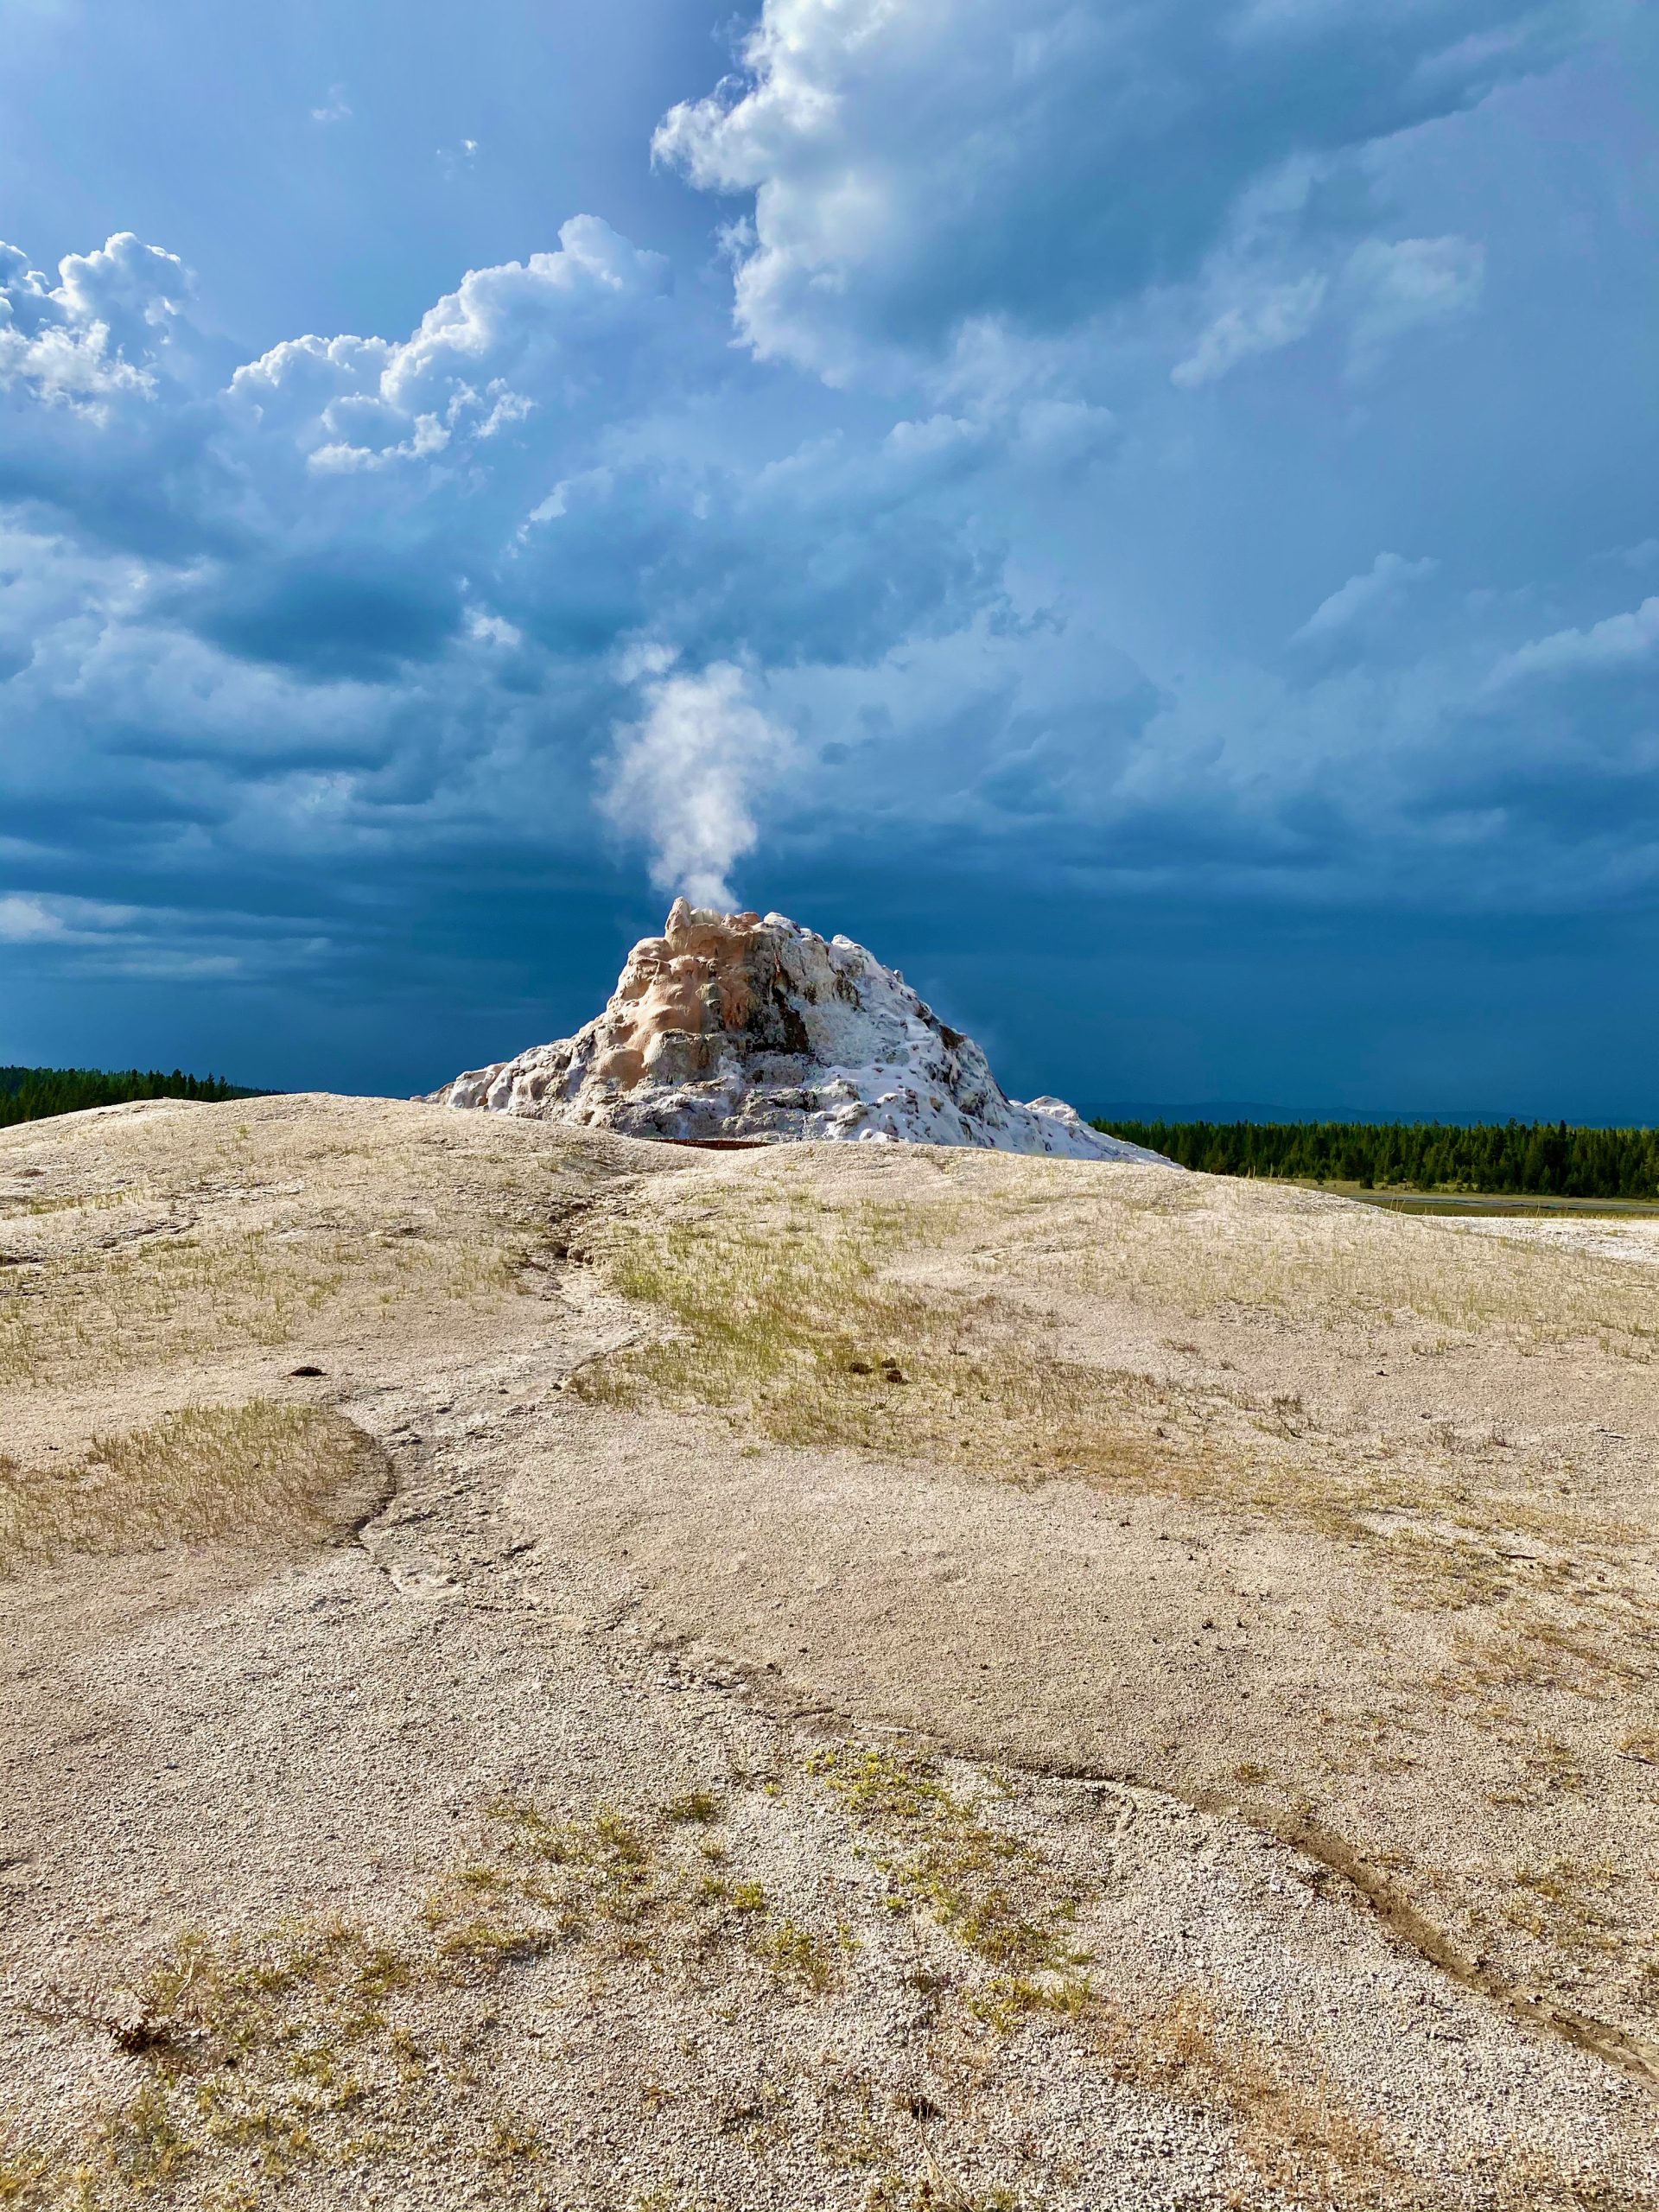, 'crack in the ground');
1006,1749,1659,2095
338,1442,403,1559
